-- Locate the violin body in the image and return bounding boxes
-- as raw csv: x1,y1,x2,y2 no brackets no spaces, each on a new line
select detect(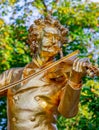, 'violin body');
0,50,99,93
